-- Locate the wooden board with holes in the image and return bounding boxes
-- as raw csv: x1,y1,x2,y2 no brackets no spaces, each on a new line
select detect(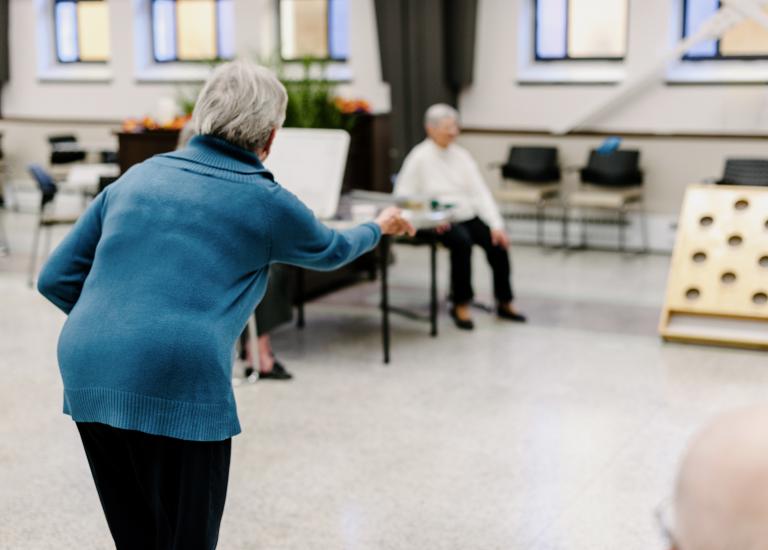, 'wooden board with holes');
659,184,768,350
